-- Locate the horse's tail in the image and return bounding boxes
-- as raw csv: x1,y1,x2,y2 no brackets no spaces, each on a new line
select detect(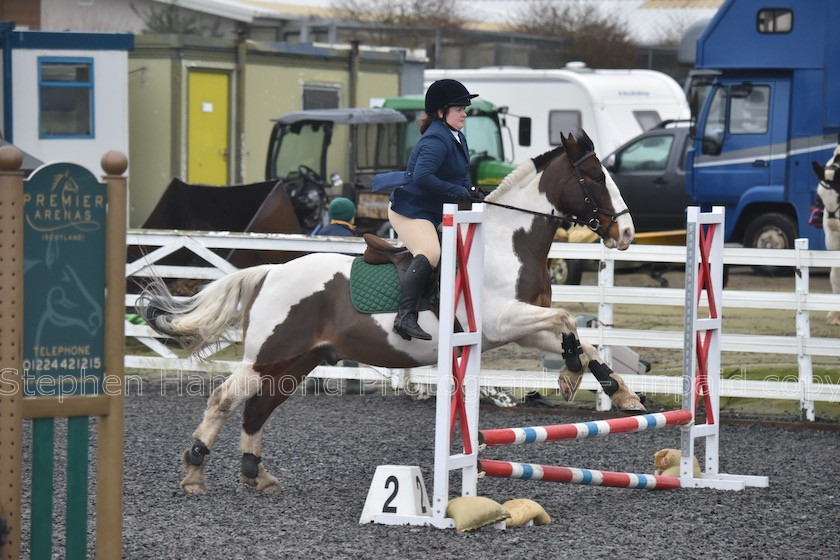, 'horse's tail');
136,265,273,353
